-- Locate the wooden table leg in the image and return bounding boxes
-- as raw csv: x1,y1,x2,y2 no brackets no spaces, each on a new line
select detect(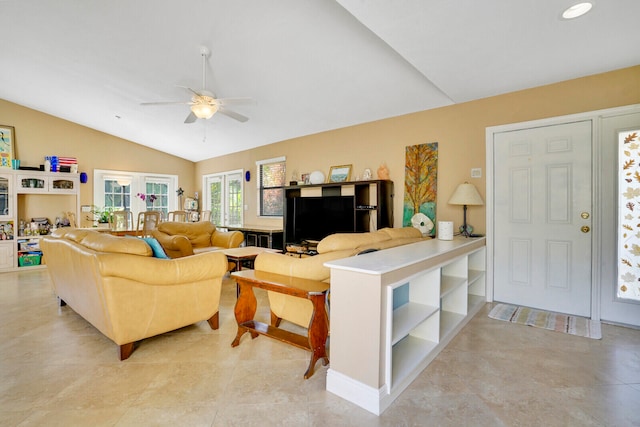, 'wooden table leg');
231,279,259,347
304,293,330,379
231,256,241,298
